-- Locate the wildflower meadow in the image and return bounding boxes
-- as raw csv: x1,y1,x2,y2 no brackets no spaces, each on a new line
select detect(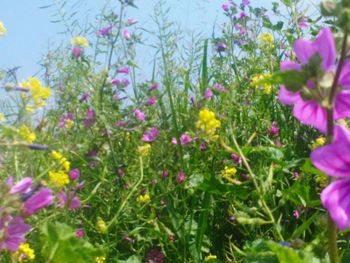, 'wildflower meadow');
2,0,350,262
